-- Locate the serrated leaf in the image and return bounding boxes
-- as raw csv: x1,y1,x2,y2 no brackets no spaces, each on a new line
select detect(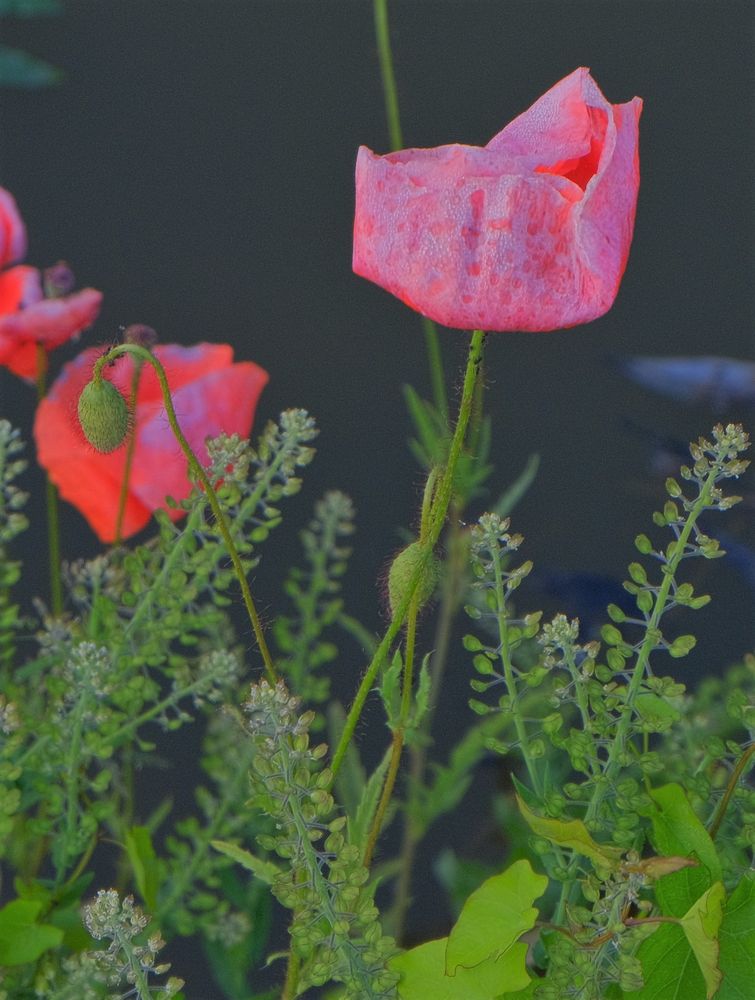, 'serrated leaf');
445,859,547,975
648,784,721,917
717,872,755,999
349,743,392,850
0,899,63,965
391,936,530,999
125,826,160,912
210,841,281,885
679,882,725,999
516,796,622,869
